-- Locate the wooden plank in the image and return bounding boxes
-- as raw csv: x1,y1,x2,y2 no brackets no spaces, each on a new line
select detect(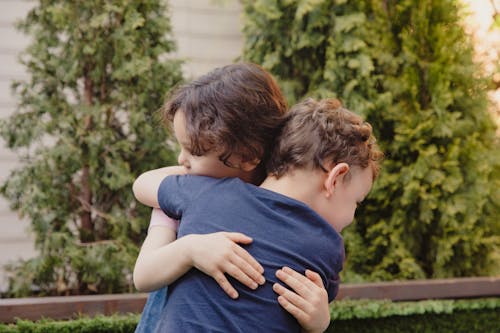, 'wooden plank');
1,277,499,323
0,293,148,323
336,276,500,301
